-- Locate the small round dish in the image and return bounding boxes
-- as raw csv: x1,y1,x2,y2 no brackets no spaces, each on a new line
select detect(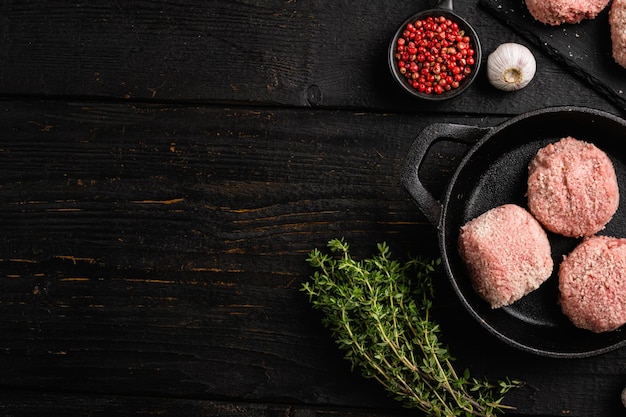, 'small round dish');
388,0,482,101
